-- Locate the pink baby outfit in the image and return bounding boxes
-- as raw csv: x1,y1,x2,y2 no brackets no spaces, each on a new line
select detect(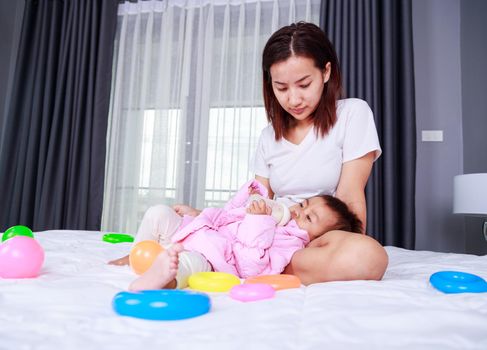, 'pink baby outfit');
172,180,310,278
